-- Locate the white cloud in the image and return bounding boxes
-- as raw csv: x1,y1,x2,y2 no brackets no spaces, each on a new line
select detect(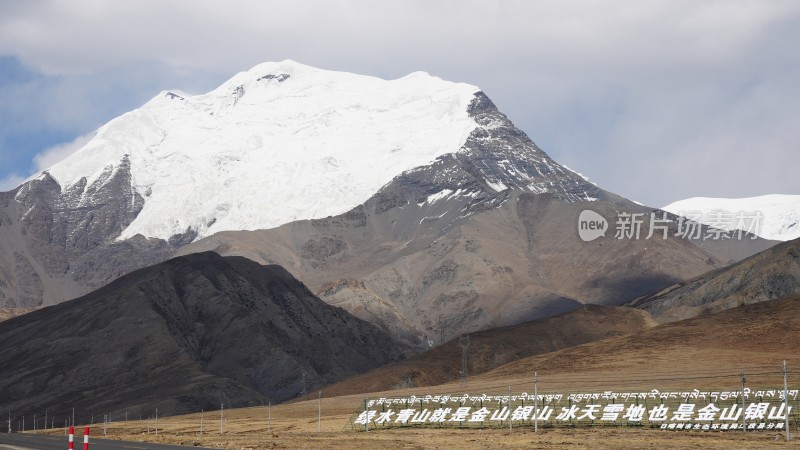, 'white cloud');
32,132,94,174
0,173,25,192
0,133,94,192
0,0,798,206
